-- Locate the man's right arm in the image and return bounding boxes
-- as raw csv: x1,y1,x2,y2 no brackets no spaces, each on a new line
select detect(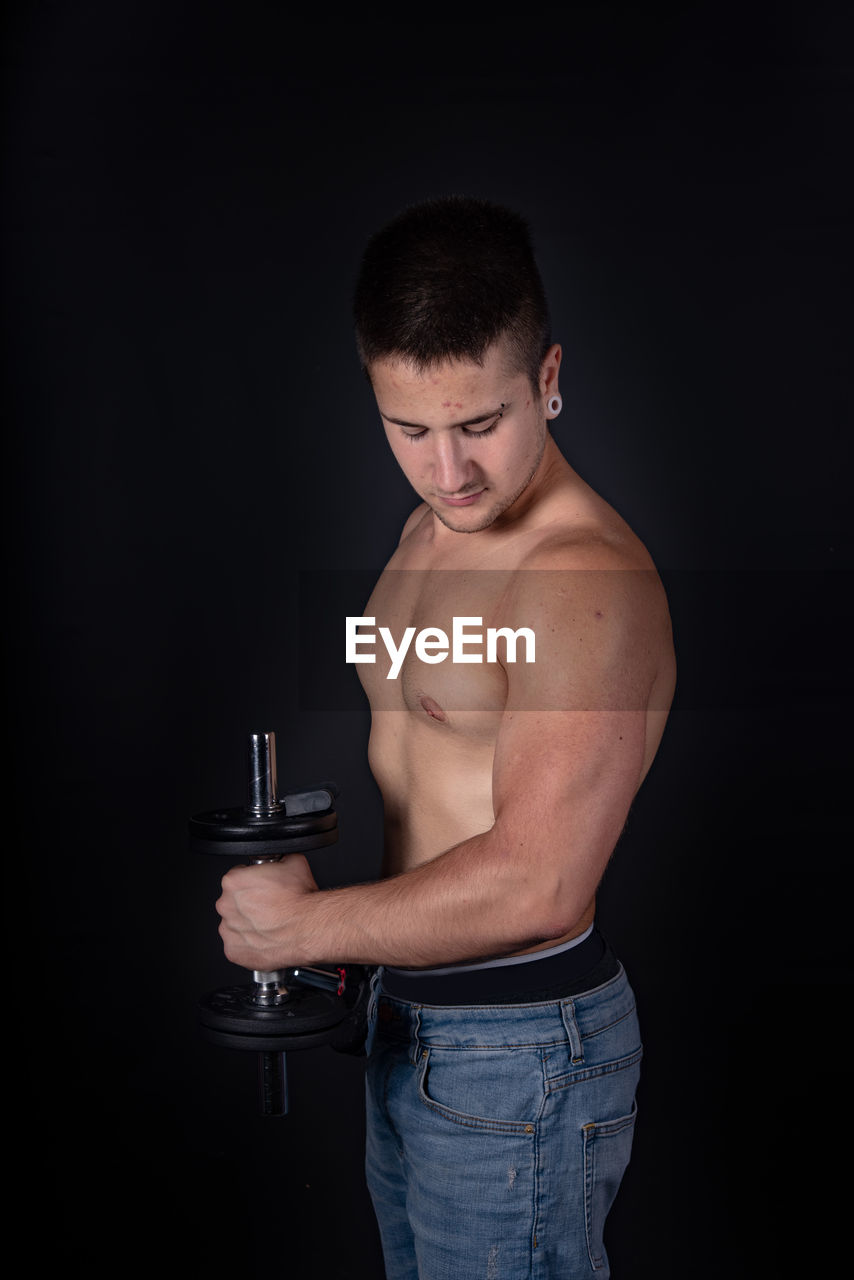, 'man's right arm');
217,547,671,970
